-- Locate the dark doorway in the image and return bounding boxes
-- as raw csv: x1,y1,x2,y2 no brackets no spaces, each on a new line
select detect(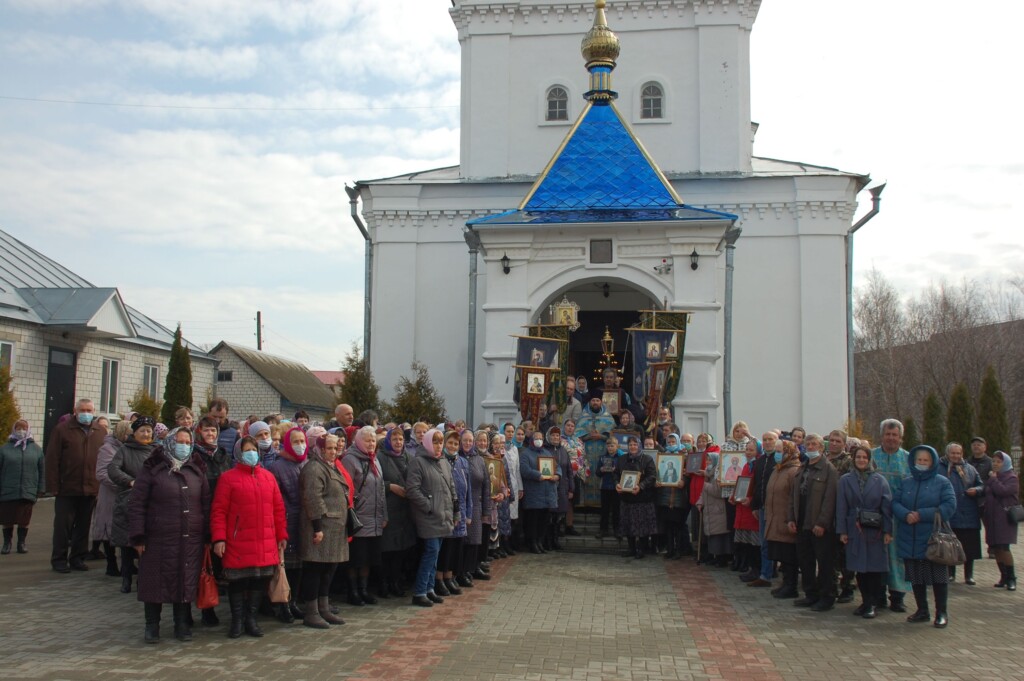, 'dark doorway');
44,348,77,445
569,310,642,388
